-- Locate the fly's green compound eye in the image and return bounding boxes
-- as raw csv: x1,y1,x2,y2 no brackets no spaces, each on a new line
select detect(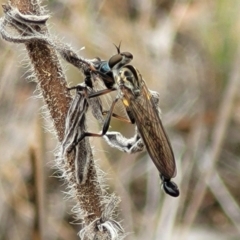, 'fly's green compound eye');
108,52,133,69
108,54,123,69
122,52,133,59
